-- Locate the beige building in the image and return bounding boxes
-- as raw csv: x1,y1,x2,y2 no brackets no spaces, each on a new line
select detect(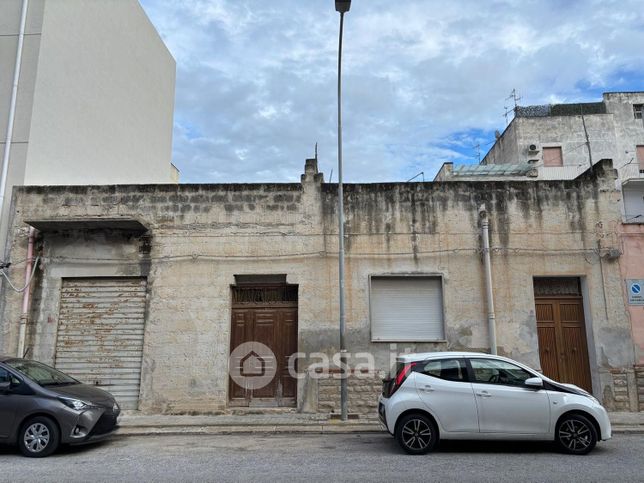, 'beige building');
0,0,177,255
0,159,639,414
436,92,644,410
